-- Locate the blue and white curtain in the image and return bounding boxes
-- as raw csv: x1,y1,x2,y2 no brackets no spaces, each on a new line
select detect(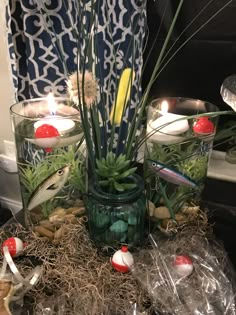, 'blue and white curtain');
6,0,147,109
